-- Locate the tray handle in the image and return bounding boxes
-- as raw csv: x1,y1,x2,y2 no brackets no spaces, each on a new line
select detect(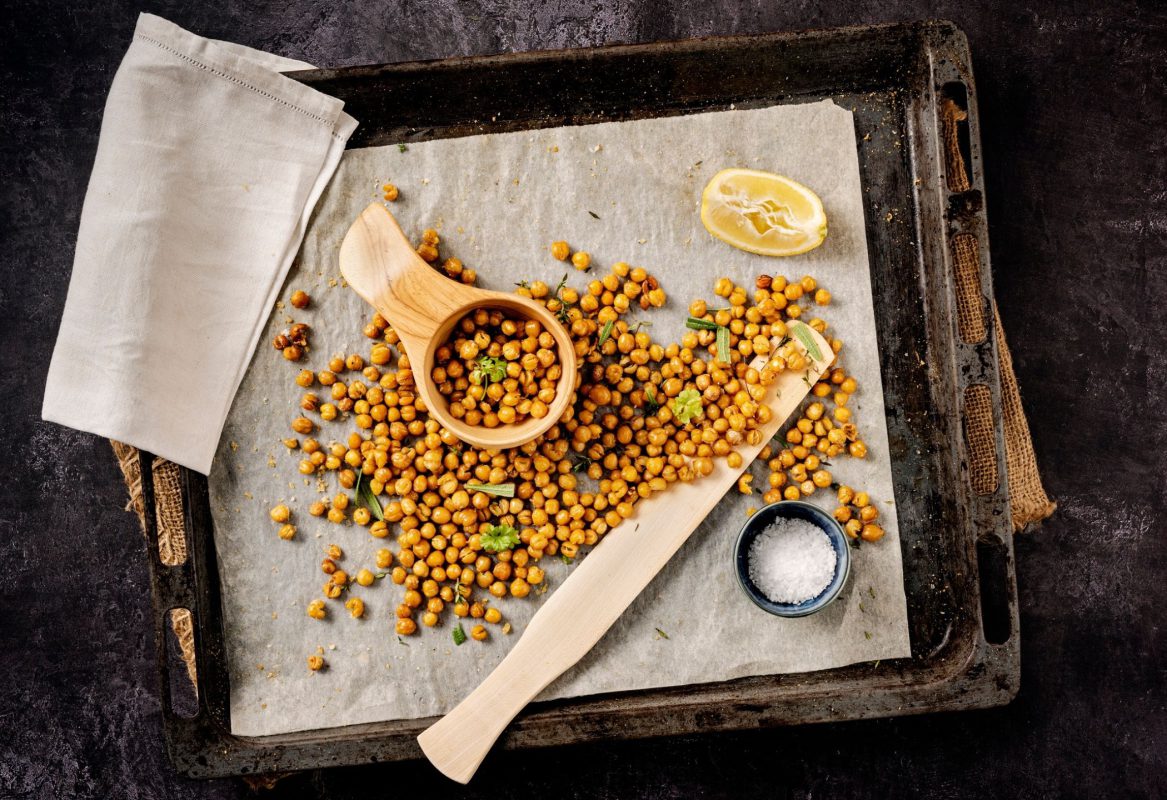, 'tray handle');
139,453,205,725
933,62,1019,658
